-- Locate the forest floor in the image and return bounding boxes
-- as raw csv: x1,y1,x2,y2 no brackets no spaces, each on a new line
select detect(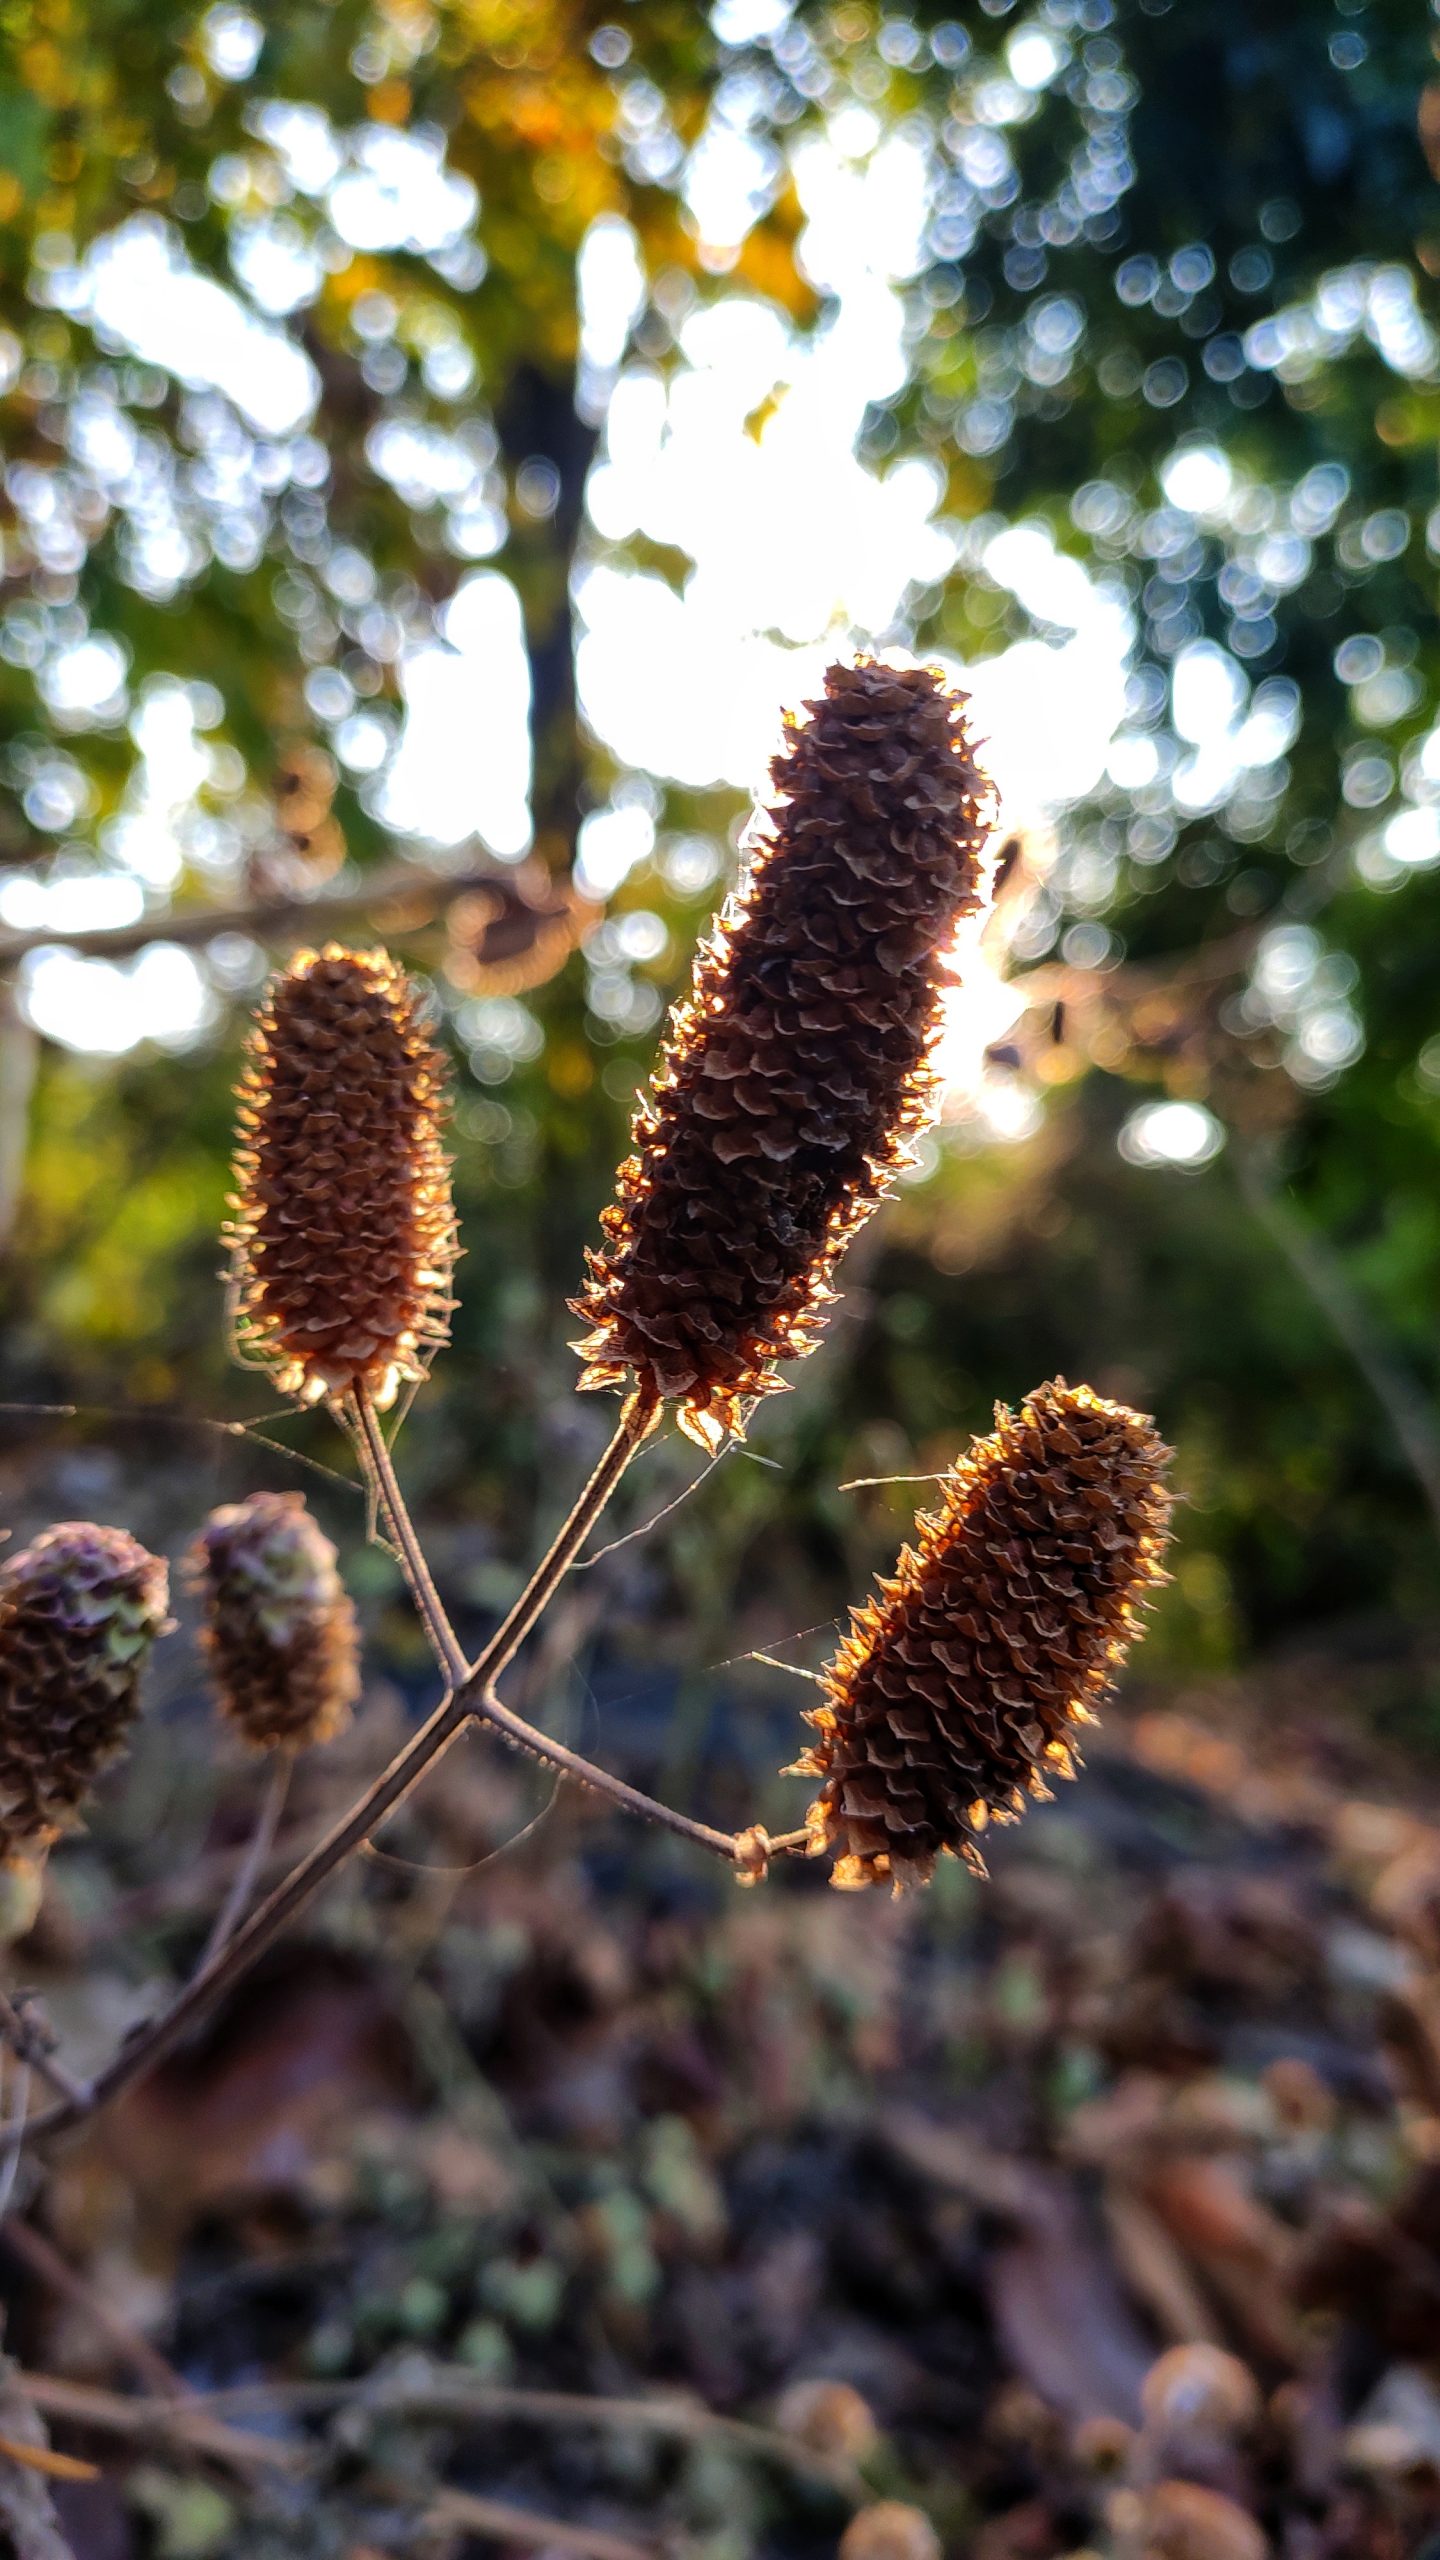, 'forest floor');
0,1441,1437,2559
